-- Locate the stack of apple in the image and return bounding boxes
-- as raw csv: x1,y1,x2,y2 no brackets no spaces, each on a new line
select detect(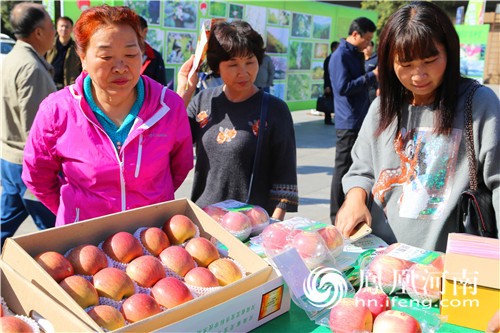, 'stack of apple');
363,243,445,303
202,200,270,240
33,214,244,330
329,287,422,333
0,297,40,332
260,218,344,269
